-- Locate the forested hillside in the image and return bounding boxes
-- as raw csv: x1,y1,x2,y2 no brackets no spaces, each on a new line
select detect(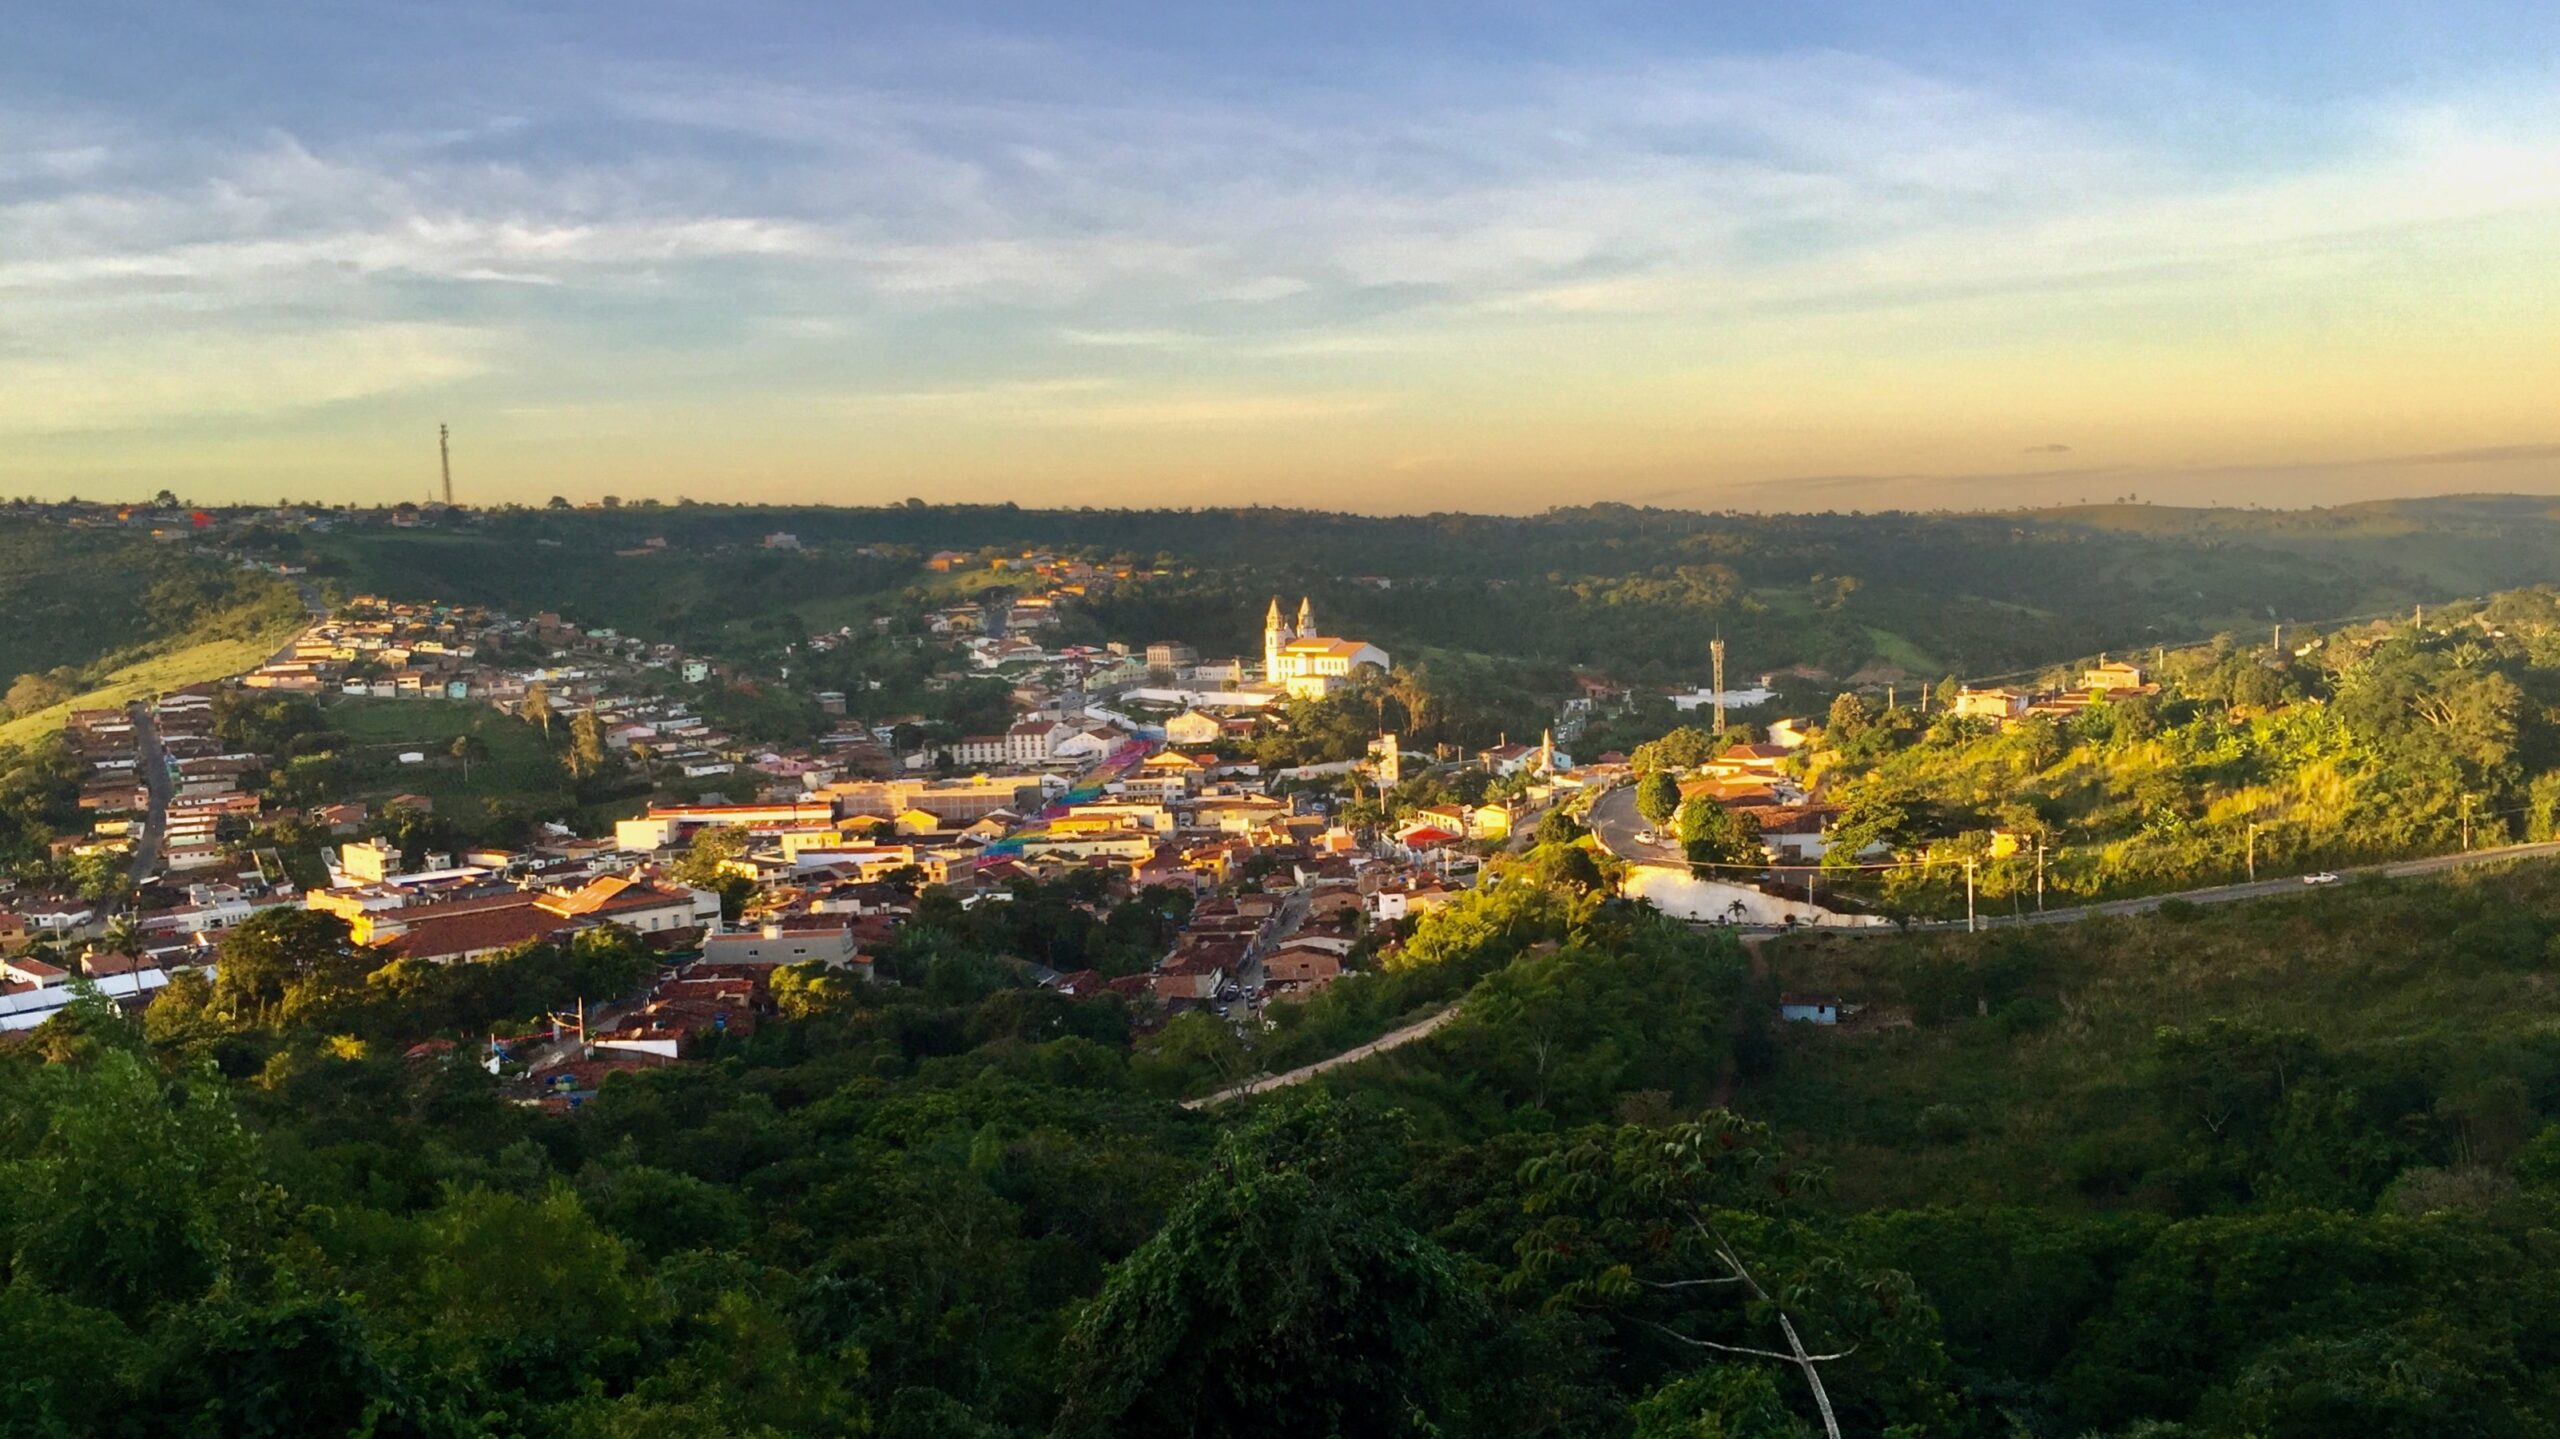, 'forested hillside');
0,522,300,705
264,495,2560,687
1794,586,2560,913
